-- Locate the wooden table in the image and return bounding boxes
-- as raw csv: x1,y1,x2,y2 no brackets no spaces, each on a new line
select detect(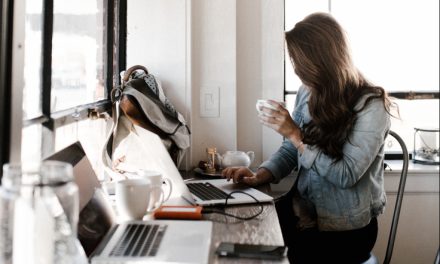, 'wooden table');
180,171,289,263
